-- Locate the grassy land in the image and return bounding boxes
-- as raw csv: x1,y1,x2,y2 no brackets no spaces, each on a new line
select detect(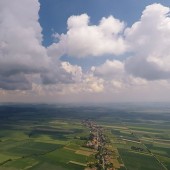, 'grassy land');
119,149,165,170
0,104,170,170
